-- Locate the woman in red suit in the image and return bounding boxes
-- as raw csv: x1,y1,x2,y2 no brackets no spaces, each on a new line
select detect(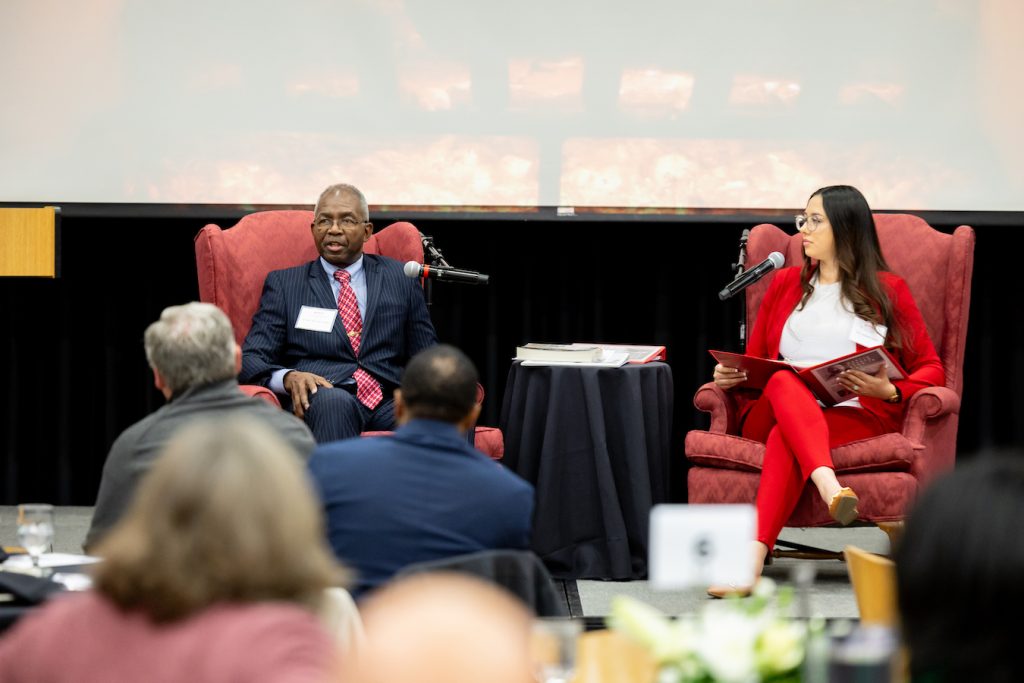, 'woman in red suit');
709,185,944,597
